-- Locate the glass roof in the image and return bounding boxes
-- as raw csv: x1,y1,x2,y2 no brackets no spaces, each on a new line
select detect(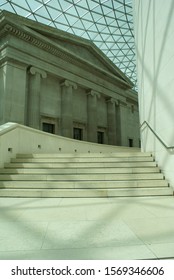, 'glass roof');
0,0,137,90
